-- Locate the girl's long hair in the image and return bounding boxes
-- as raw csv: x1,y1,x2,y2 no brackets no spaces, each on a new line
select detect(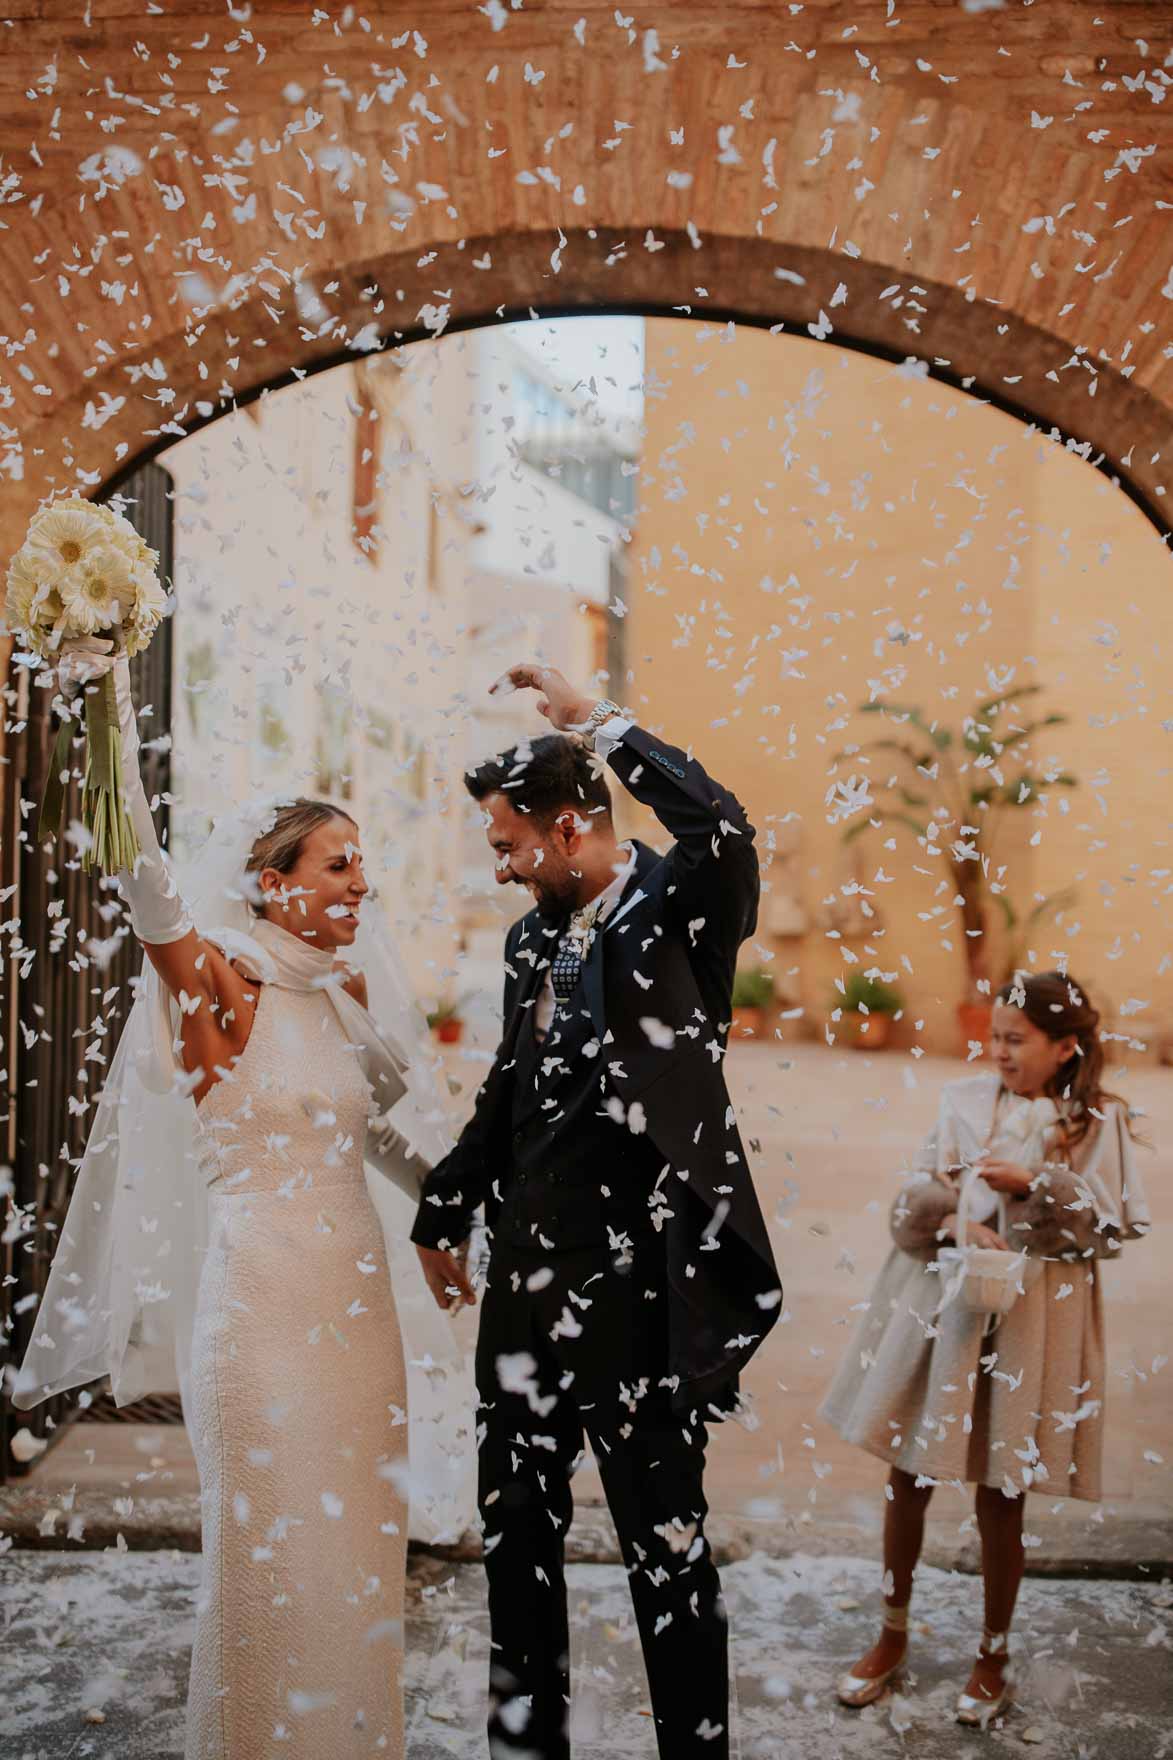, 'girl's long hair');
996,969,1139,1149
